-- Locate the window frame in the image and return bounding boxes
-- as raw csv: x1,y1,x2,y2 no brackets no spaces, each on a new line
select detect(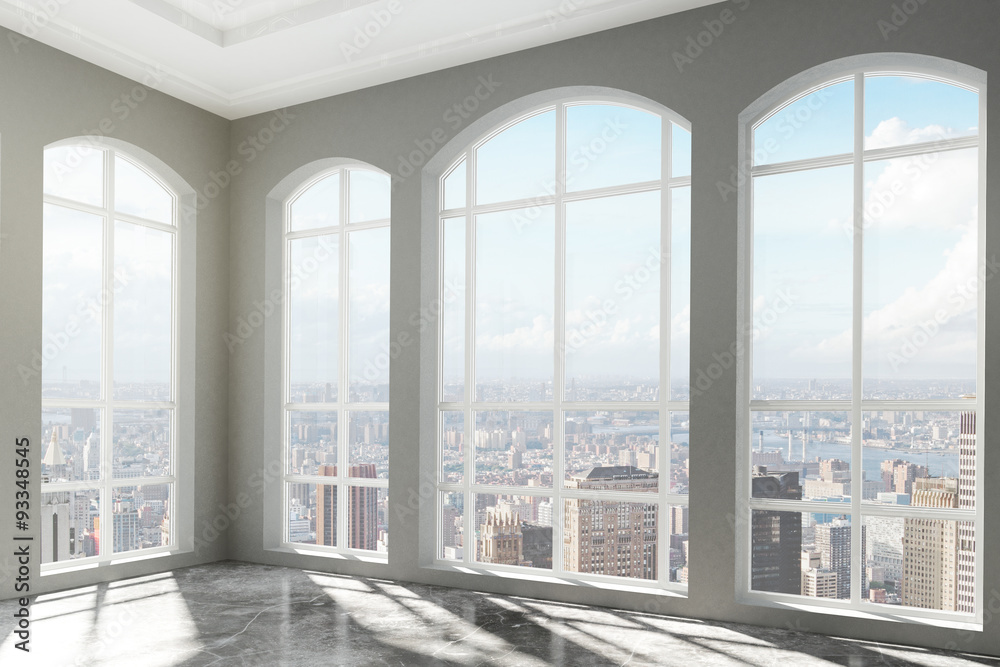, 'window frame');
429,94,692,592
39,139,196,573
276,162,391,560
735,56,986,626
